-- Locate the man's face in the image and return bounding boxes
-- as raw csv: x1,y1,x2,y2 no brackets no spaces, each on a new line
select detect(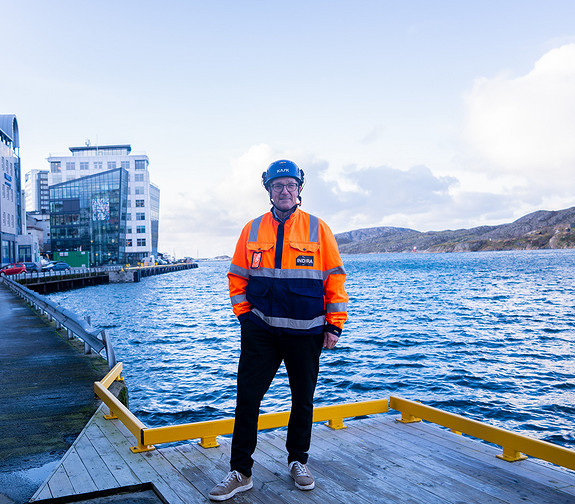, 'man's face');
269,176,300,211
